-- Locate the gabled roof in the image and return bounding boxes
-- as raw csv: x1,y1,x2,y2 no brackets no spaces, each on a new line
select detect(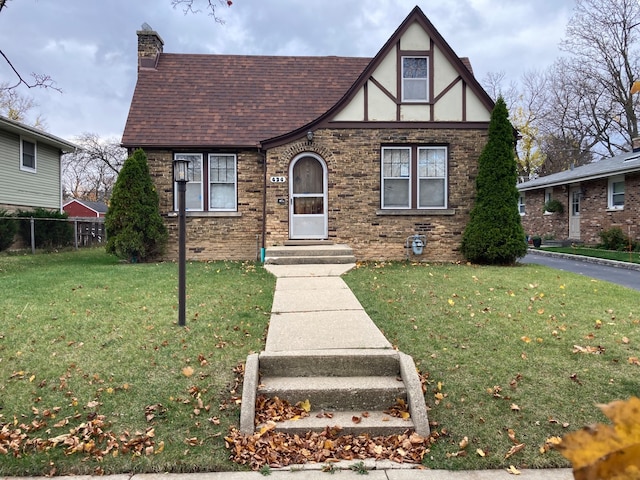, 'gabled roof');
122,54,370,149
518,150,640,191
63,199,108,214
122,6,490,150
0,115,77,152
262,6,493,148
